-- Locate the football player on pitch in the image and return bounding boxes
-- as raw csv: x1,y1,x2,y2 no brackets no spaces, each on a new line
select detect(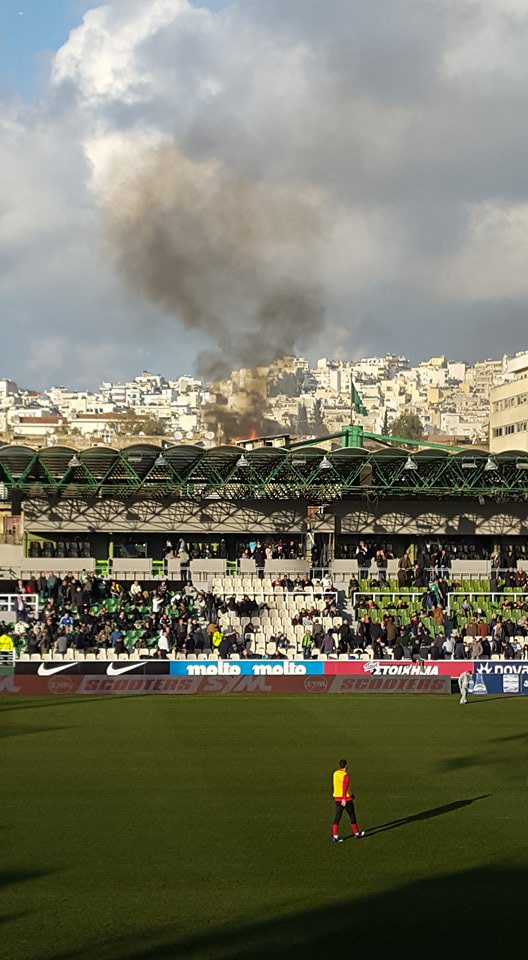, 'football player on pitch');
332,758,365,843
